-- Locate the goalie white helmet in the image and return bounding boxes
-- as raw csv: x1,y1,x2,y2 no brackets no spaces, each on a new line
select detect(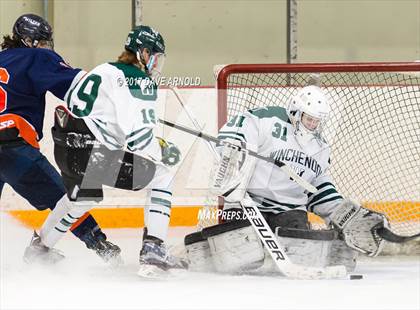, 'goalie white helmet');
287,86,330,146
